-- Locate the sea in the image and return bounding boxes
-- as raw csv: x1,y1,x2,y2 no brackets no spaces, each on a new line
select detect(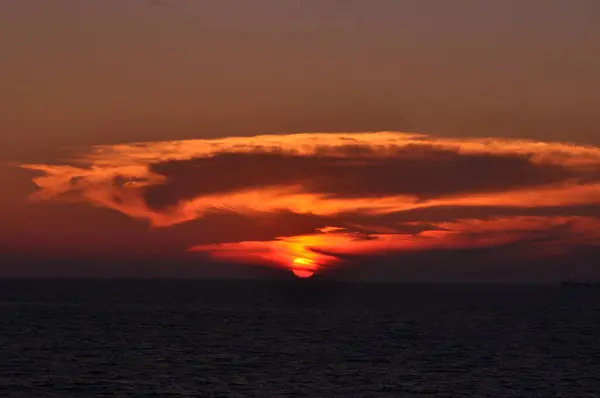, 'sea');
0,279,599,397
